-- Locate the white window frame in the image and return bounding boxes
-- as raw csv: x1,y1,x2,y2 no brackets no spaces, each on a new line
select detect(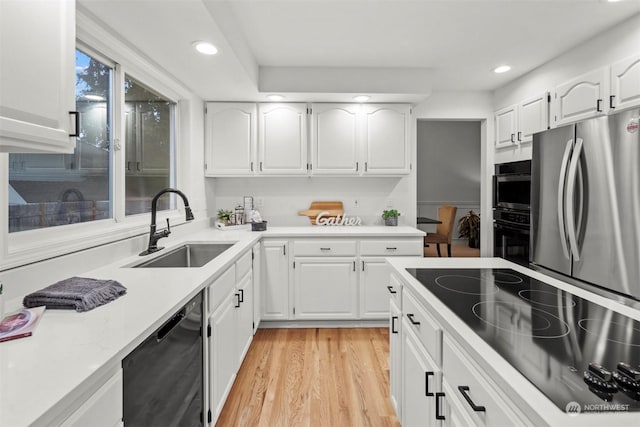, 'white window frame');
0,11,192,270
